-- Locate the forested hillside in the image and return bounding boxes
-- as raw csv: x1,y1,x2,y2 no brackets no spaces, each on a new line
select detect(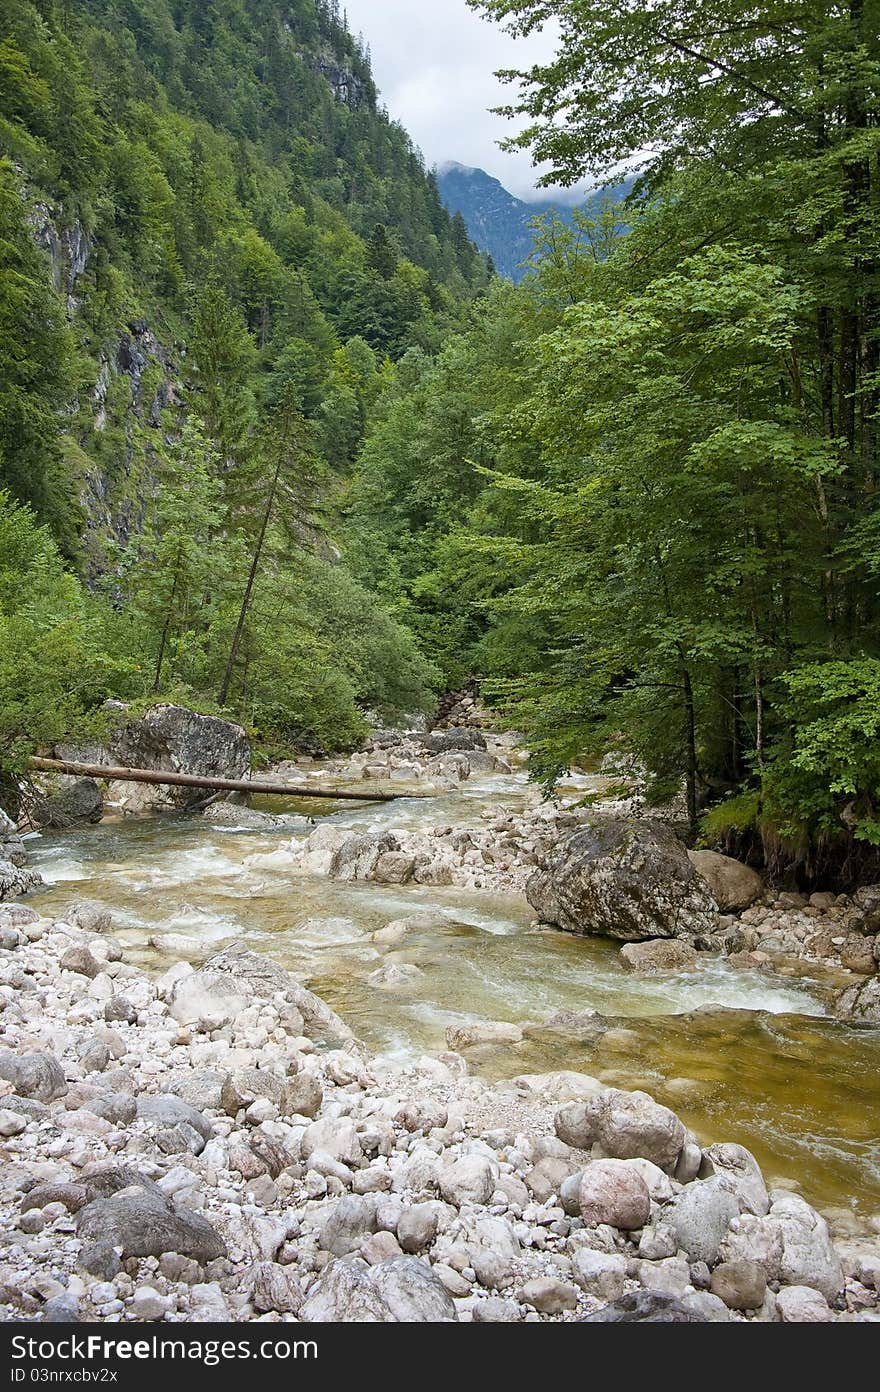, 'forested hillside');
4,0,880,887
349,0,880,885
0,0,491,773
